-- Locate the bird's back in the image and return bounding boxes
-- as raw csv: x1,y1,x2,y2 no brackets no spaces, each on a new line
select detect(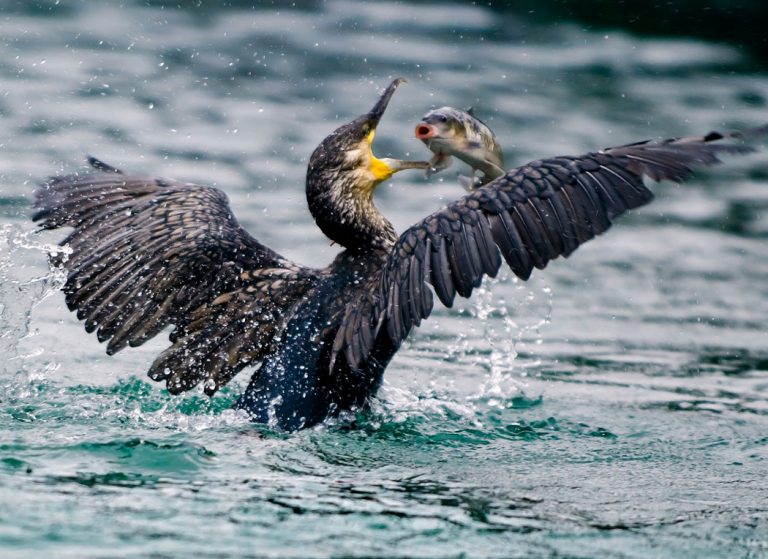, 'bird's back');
234,248,395,430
